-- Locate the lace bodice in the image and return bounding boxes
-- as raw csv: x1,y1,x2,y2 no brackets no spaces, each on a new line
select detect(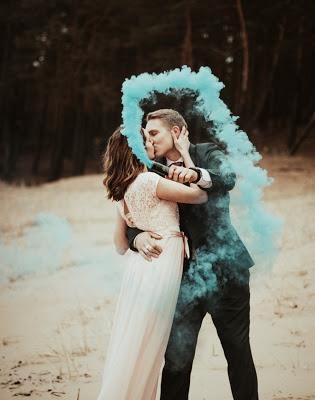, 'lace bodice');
116,172,180,233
